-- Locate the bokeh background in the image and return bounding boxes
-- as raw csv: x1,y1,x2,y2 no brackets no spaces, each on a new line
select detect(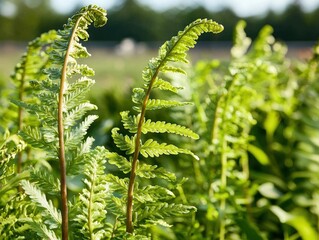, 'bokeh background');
1,0,318,89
